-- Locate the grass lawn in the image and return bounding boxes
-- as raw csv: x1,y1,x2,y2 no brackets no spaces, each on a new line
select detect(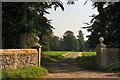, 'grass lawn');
42,51,71,65
81,52,96,56
43,51,71,56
